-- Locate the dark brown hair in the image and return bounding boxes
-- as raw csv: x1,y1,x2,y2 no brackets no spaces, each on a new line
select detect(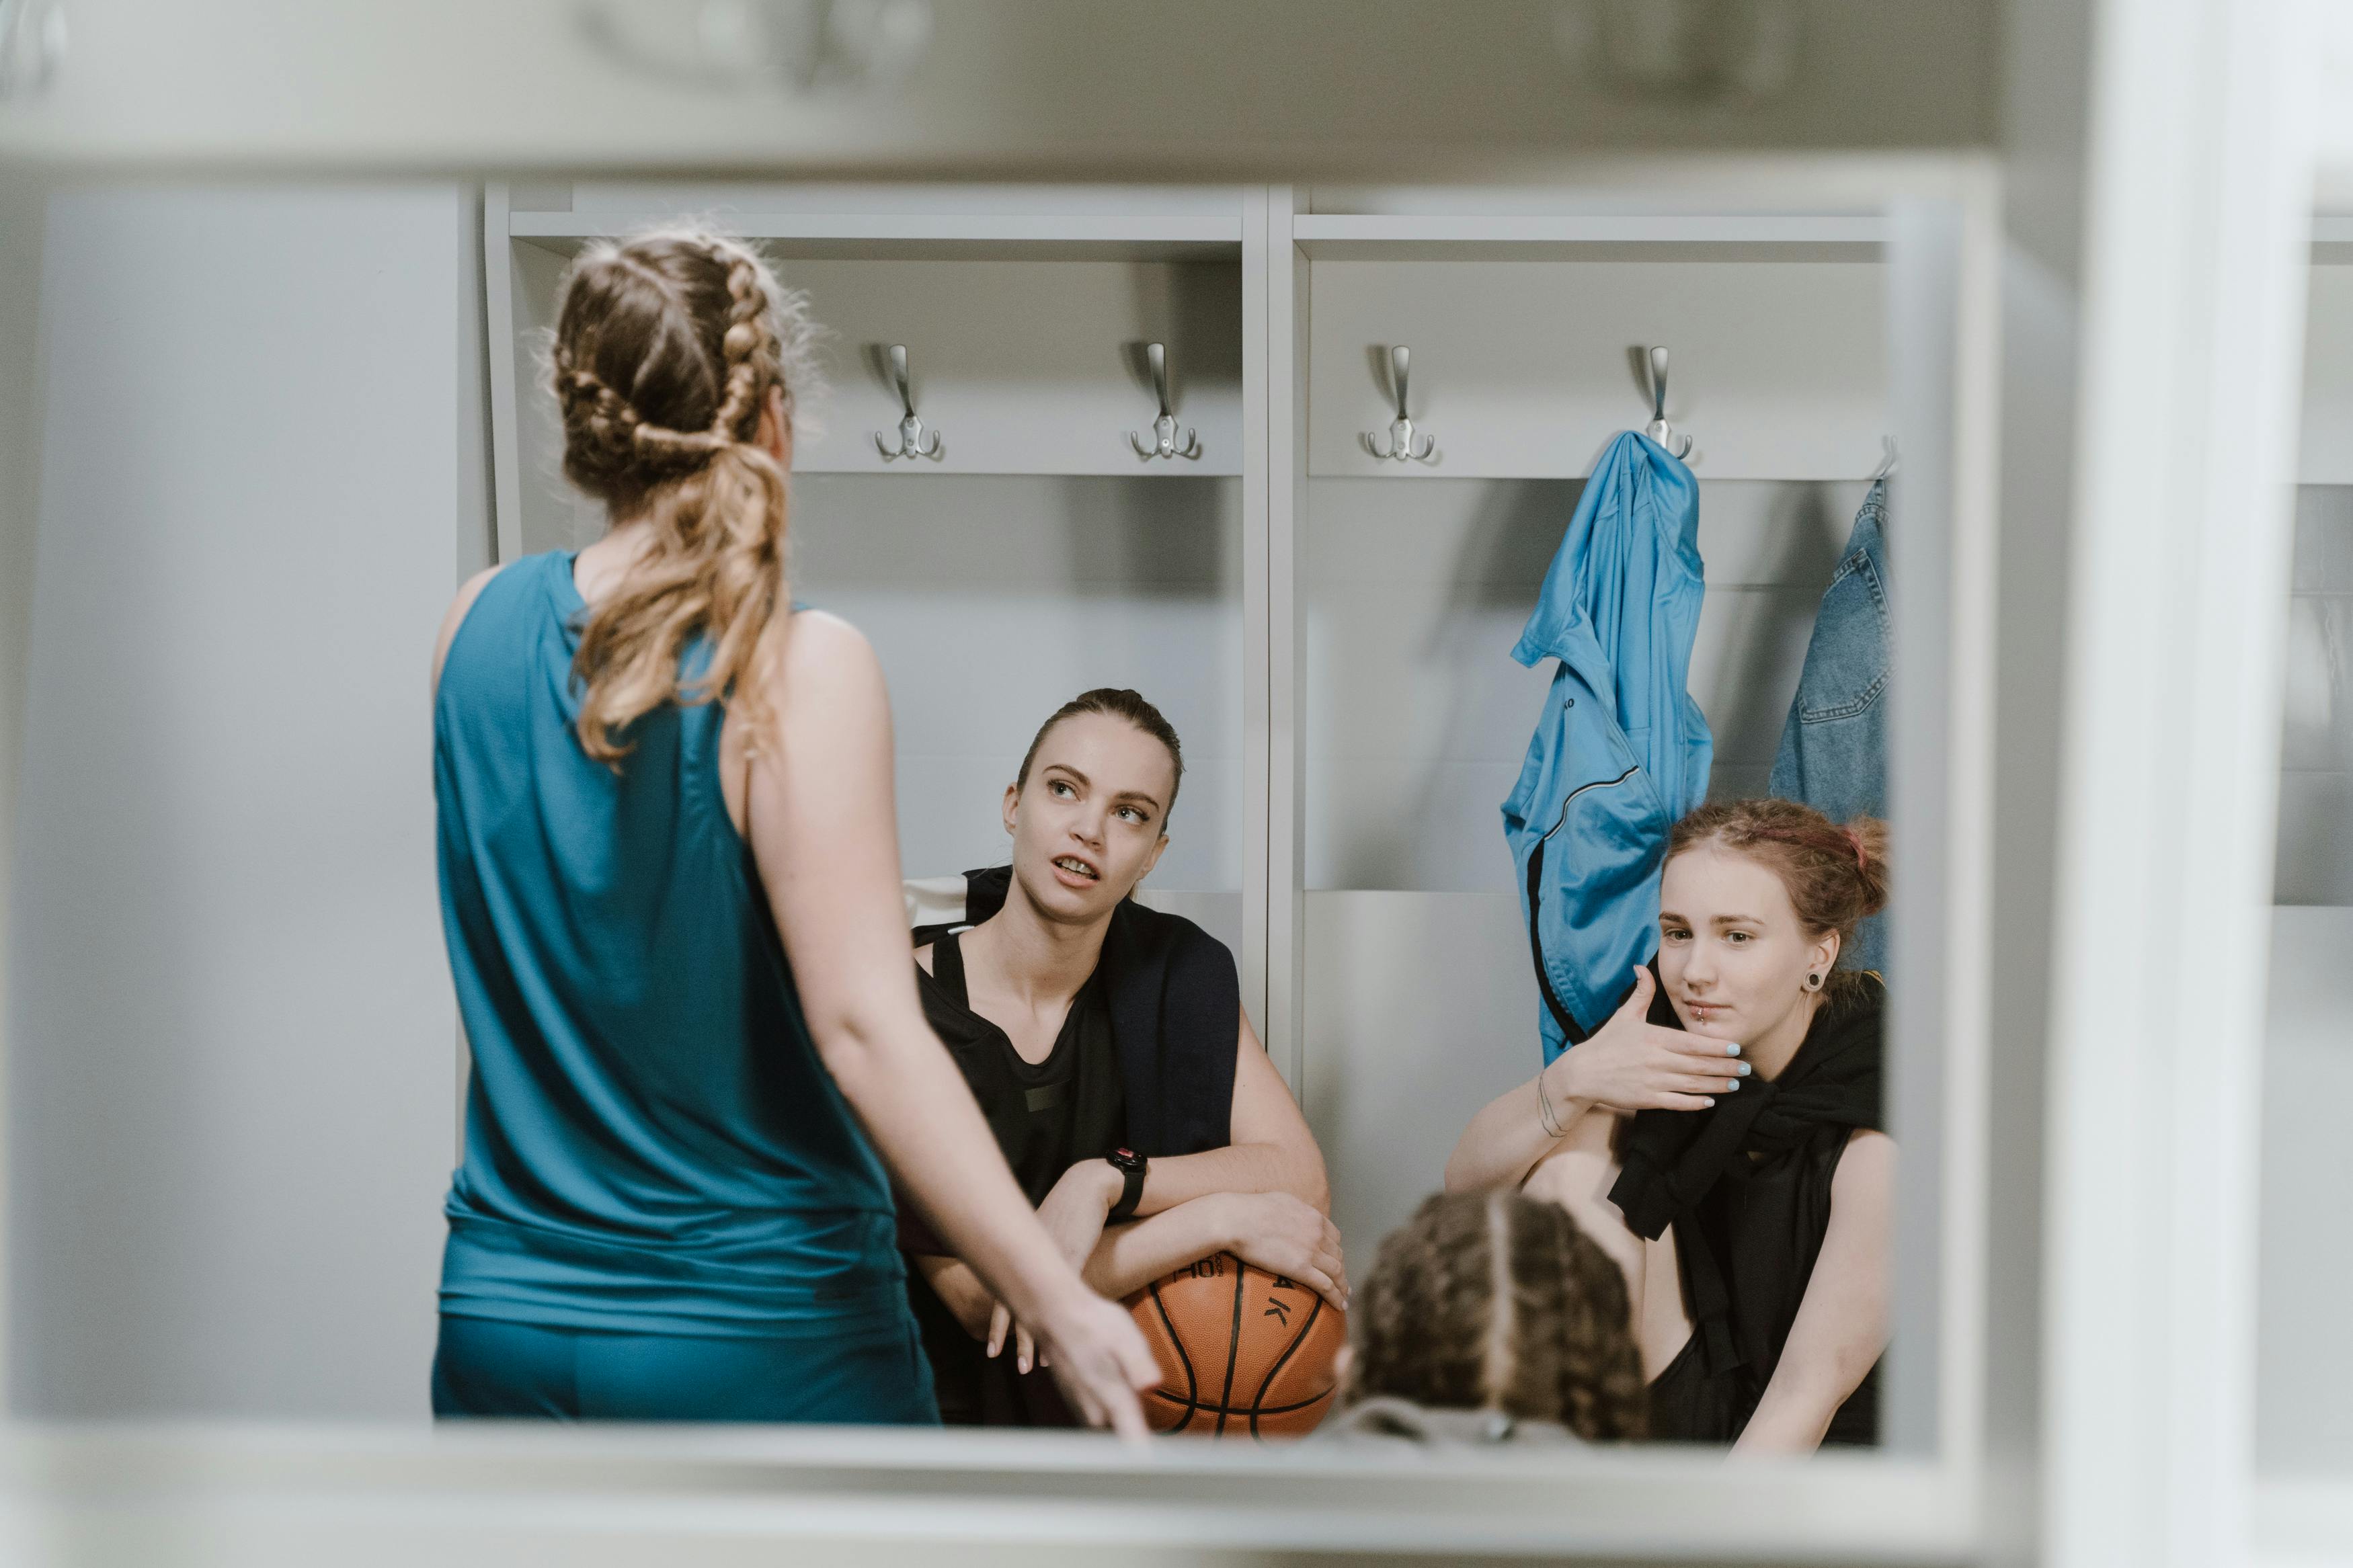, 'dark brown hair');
548,229,822,761
1014,688,1185,824
1345,1191,1648,1441
1665,798,1891,979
